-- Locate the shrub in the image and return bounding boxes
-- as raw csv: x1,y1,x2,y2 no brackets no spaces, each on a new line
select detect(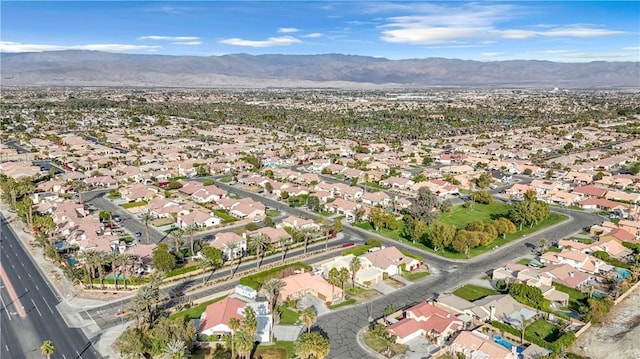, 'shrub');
365,238,382,247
